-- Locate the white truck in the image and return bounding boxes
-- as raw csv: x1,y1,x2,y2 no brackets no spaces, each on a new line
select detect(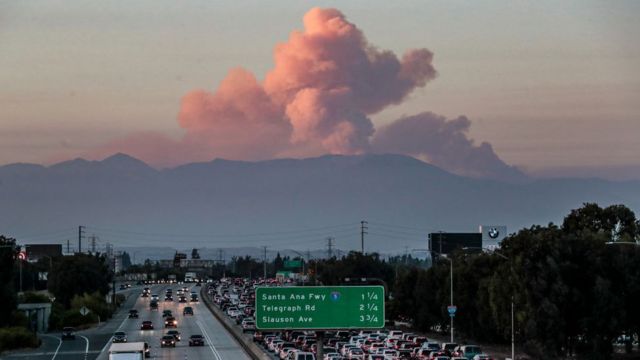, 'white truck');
109,342,145,360
185,272,197,283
